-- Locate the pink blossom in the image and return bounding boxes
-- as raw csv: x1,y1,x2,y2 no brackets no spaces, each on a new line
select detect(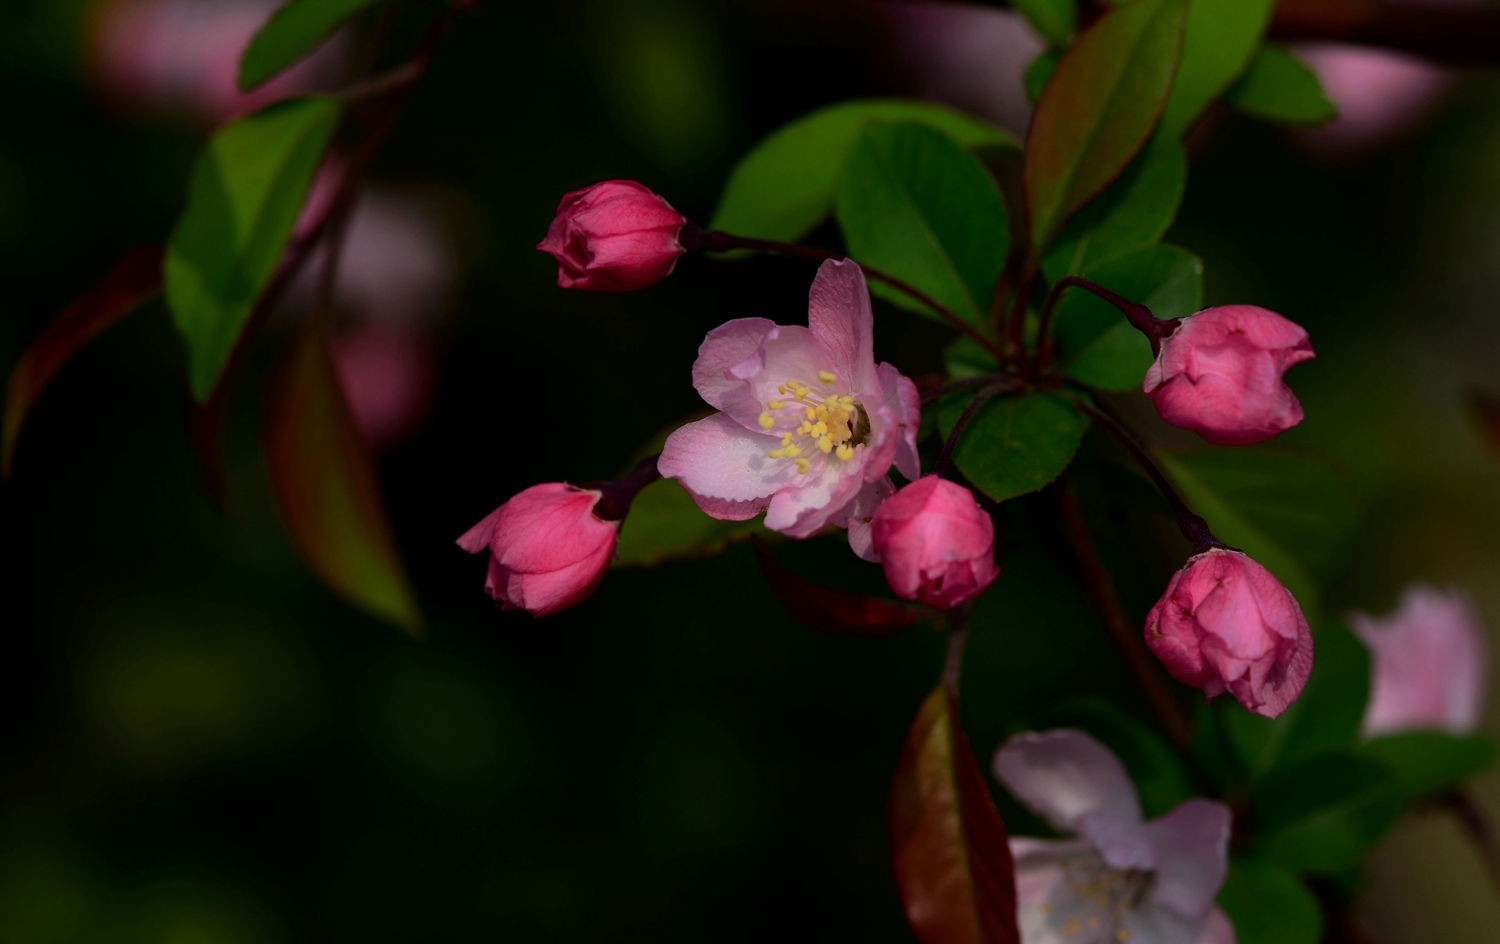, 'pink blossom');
658,259,921,542
456,483,619,617
1295,45,1454,157
1144,305,1314,446
869,475,998,609
536,180,687,292
1146,548,1314,719
1351,584,1489,736
994,730,1236,944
